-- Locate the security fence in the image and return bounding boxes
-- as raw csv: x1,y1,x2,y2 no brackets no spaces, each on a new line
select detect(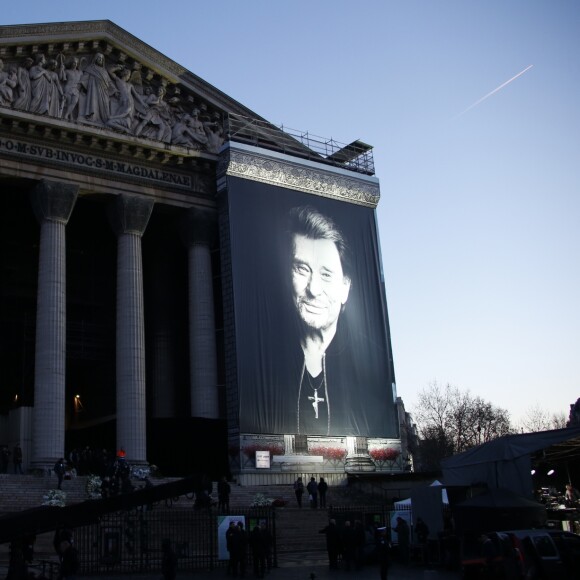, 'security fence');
74,506,275,575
